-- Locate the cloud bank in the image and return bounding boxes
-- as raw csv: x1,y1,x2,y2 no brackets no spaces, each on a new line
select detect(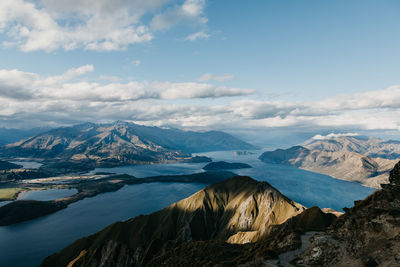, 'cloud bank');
0,66,253,102
1,65,400,132
0,0,207,51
